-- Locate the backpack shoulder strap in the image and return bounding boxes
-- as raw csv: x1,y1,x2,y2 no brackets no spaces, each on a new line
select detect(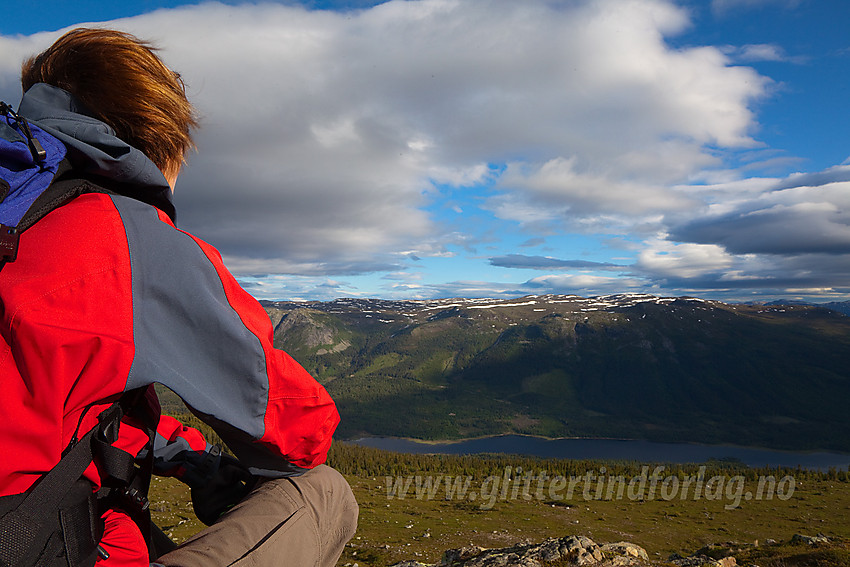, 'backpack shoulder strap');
0,398,123,567
0,101,86,268
0,387,158,567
